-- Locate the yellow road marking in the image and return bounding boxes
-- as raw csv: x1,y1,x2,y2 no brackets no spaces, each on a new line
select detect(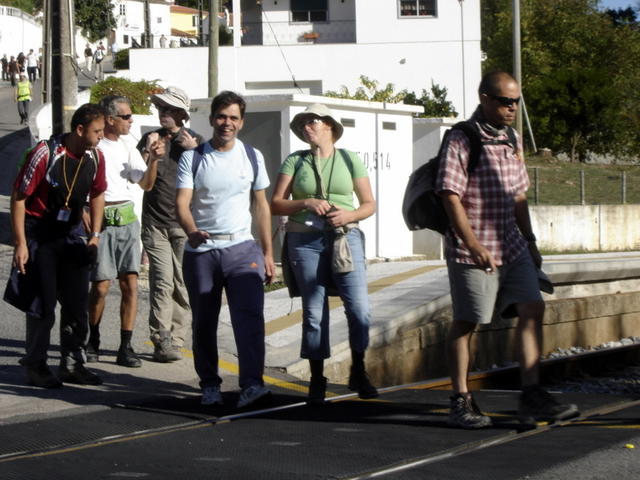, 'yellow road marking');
265,264,444,336
143,342,312,395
